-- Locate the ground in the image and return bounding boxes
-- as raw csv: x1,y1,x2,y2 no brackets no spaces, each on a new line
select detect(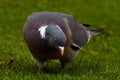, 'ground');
0,0,120,80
